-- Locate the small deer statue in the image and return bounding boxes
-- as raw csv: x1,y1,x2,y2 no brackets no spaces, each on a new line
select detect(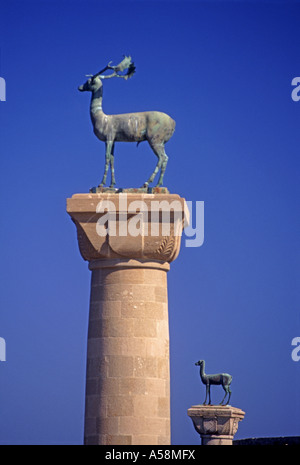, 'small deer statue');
195,360,232,406
78,56,175,188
